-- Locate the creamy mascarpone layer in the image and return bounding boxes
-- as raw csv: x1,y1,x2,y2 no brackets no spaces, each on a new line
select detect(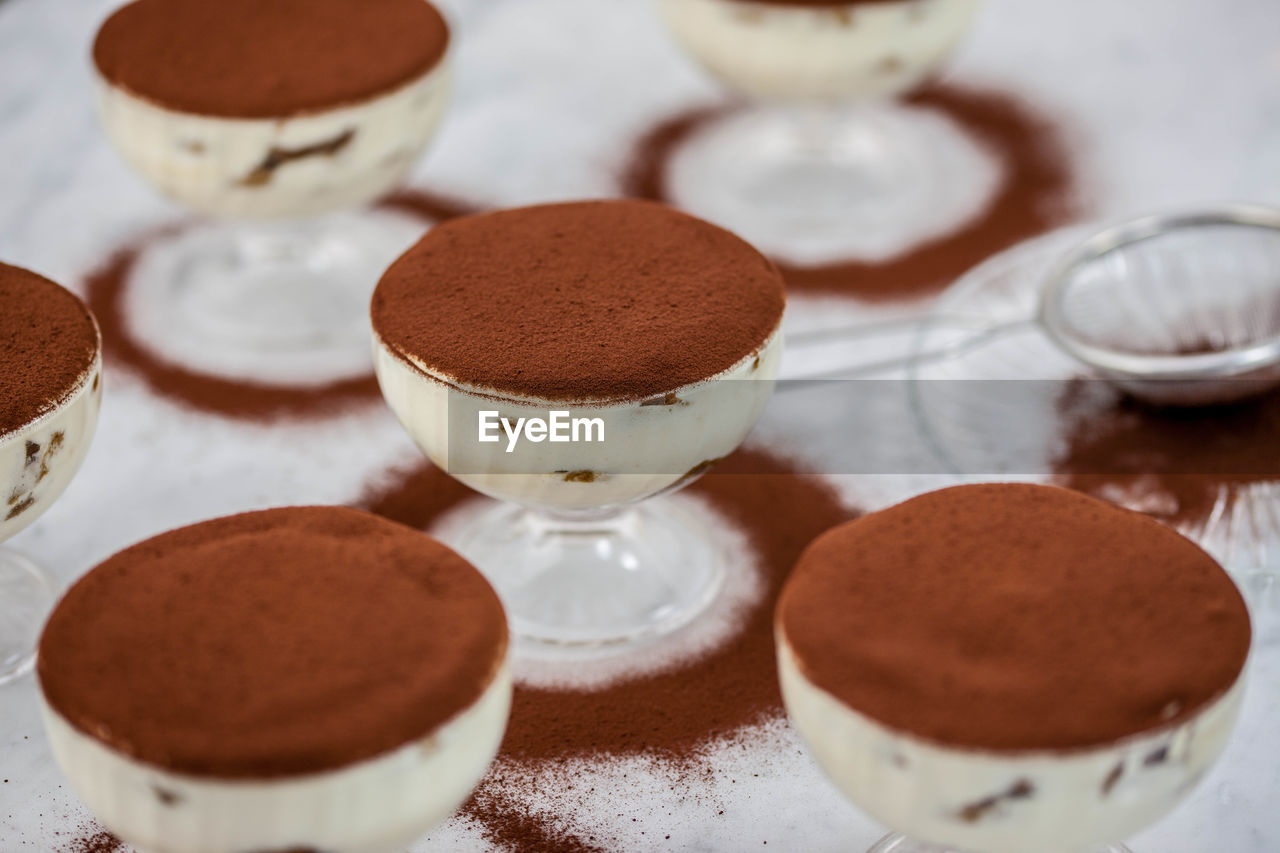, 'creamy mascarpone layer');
96,61,451,219
373,328,782,511
659,0,980,100
777,636,1244,853
0,354,102,543
41,661,512,853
